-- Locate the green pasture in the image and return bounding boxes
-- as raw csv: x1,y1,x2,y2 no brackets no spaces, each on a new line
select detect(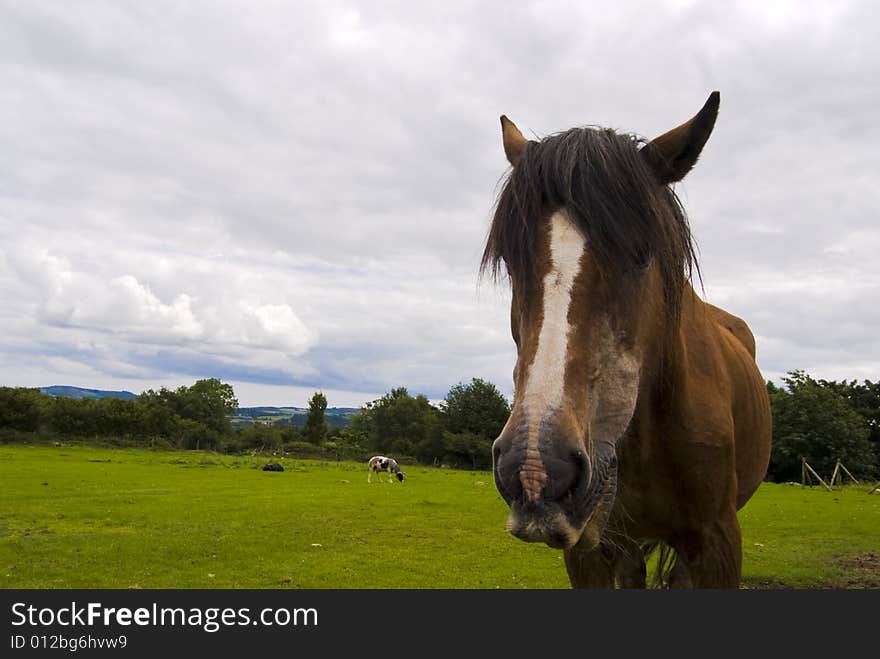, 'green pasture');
1,445,877,588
